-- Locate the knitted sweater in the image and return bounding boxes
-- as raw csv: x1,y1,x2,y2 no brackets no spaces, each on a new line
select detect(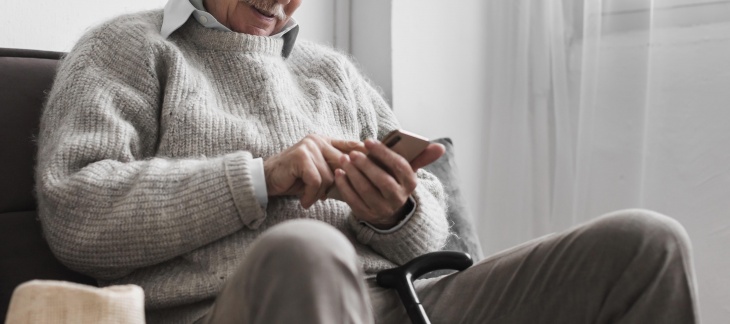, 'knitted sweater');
36,10,449,323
